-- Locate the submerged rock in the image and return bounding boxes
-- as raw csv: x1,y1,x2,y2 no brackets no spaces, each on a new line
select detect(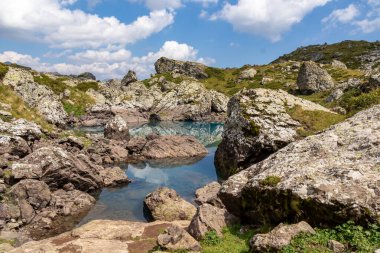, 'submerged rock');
297,61,335,93
215,88,333,179
220,105,380,226
155,57,208,79
144,187,196,221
